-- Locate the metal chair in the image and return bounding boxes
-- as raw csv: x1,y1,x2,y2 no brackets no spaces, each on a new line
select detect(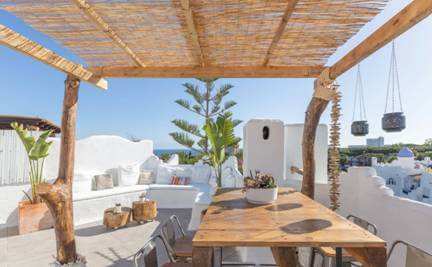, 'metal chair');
161,215,193,262
133,235,191,267
387,240,432,267
309,215,378,267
